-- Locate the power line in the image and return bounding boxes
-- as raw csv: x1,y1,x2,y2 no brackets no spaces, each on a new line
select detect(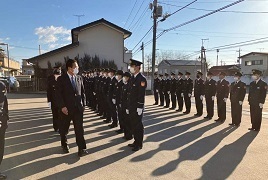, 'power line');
123,0,138,28
159,2,268,13
128,0,147,30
